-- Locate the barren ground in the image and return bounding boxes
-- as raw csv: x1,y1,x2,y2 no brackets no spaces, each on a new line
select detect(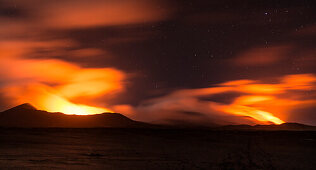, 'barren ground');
0,129,315,169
